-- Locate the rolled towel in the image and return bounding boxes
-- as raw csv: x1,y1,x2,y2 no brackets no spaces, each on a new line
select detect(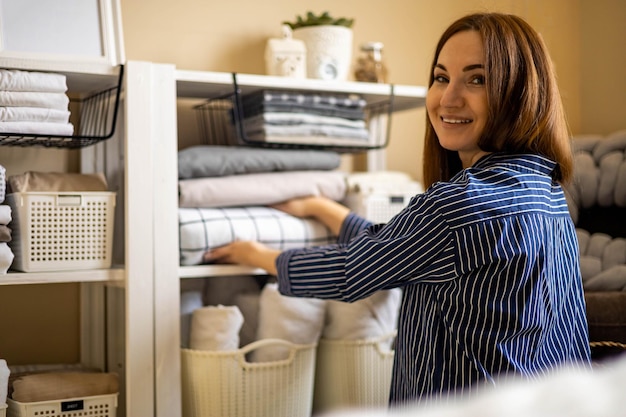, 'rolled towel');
234,293,261,347
0,69,67,93
323,289,402,345
576,229,590,254
252,283,326,362
189,305,243,351
0,243,14,274
592,129,626,161
180,291,204,348
0,359,9,404
0,205,10,225
11,372,118,402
